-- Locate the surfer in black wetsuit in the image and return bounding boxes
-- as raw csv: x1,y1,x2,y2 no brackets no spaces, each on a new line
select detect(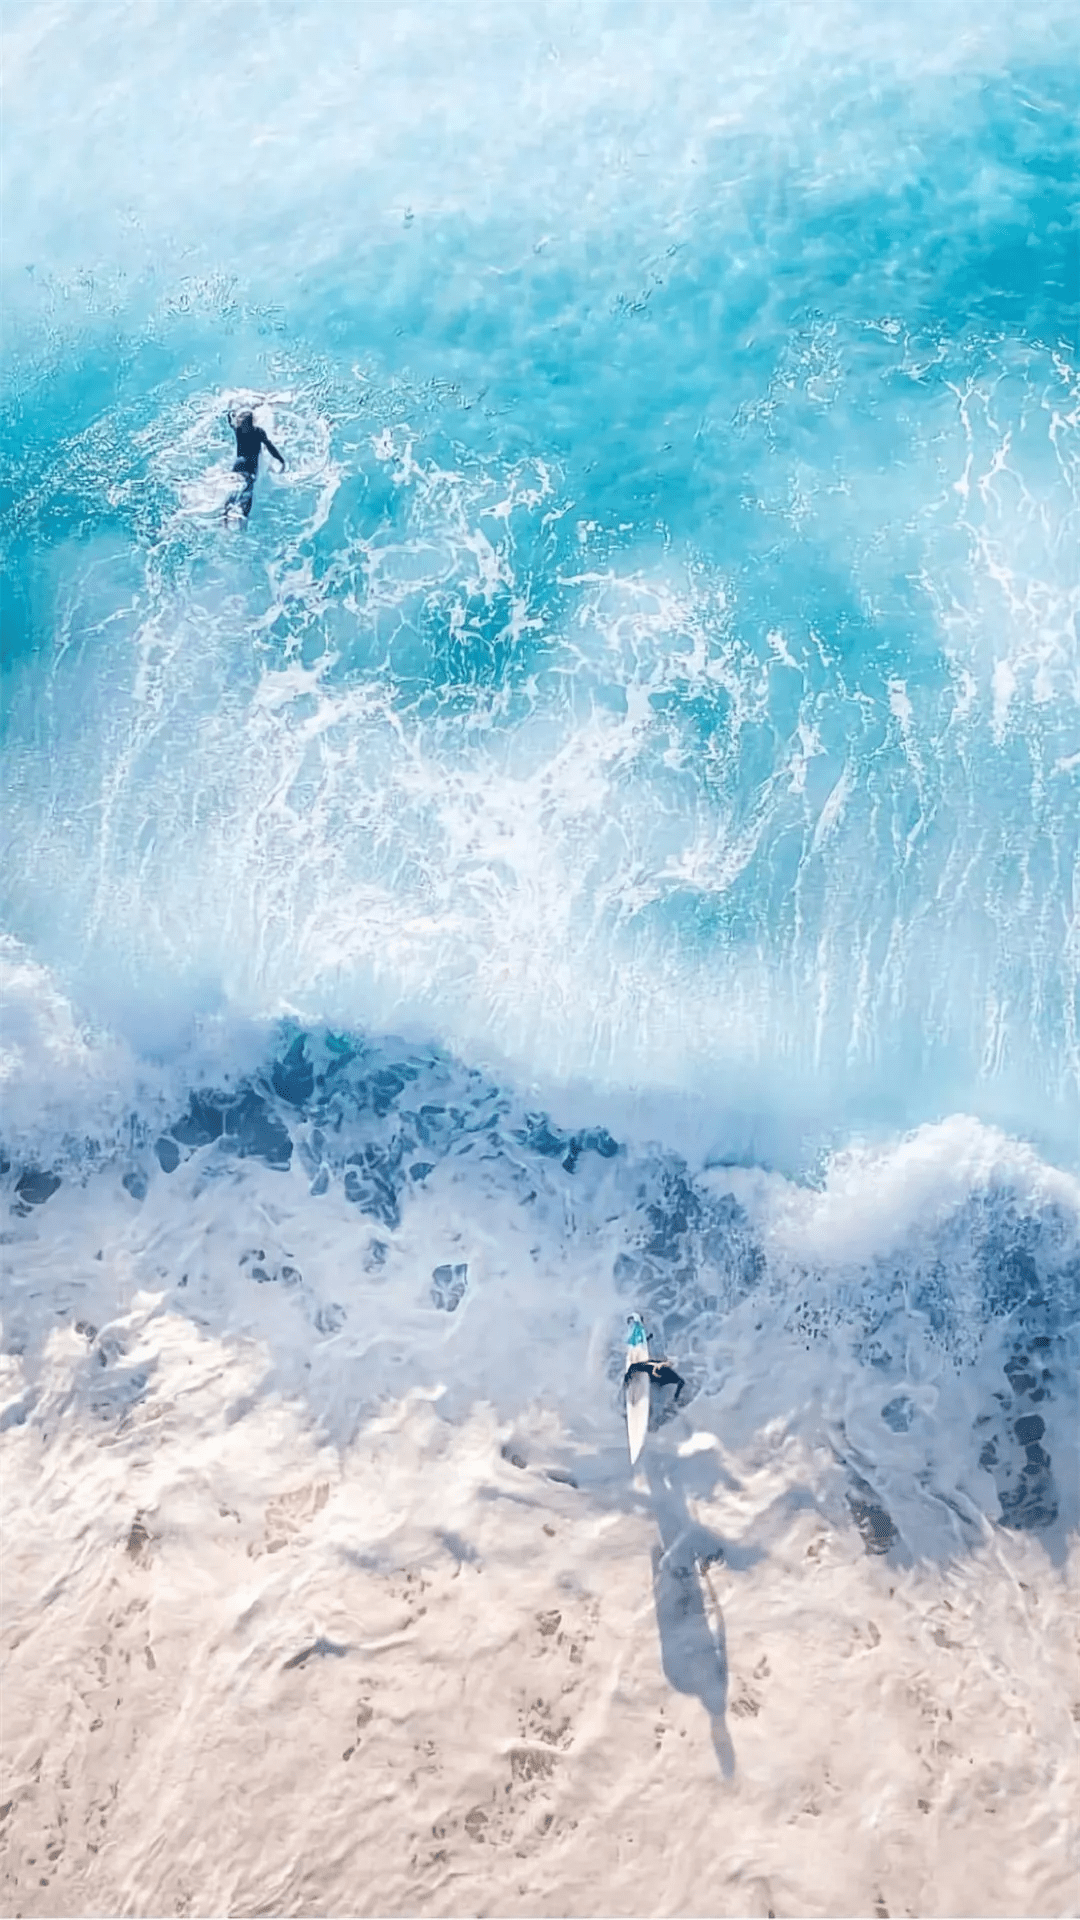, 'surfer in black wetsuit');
624,1358,686,1400
224,406,285,524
